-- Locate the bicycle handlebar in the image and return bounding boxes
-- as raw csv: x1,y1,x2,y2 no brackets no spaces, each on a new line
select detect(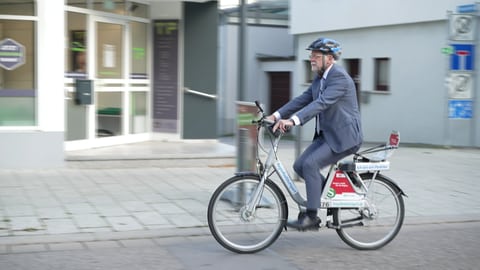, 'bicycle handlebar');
255,100,263,113
252,100,290,137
